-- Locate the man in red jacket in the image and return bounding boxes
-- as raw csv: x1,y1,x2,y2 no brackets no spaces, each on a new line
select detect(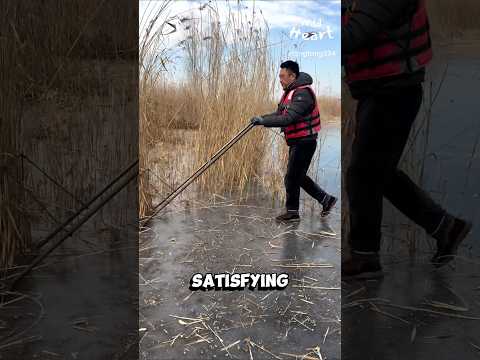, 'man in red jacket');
251,60,337,223
342,0,472,278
